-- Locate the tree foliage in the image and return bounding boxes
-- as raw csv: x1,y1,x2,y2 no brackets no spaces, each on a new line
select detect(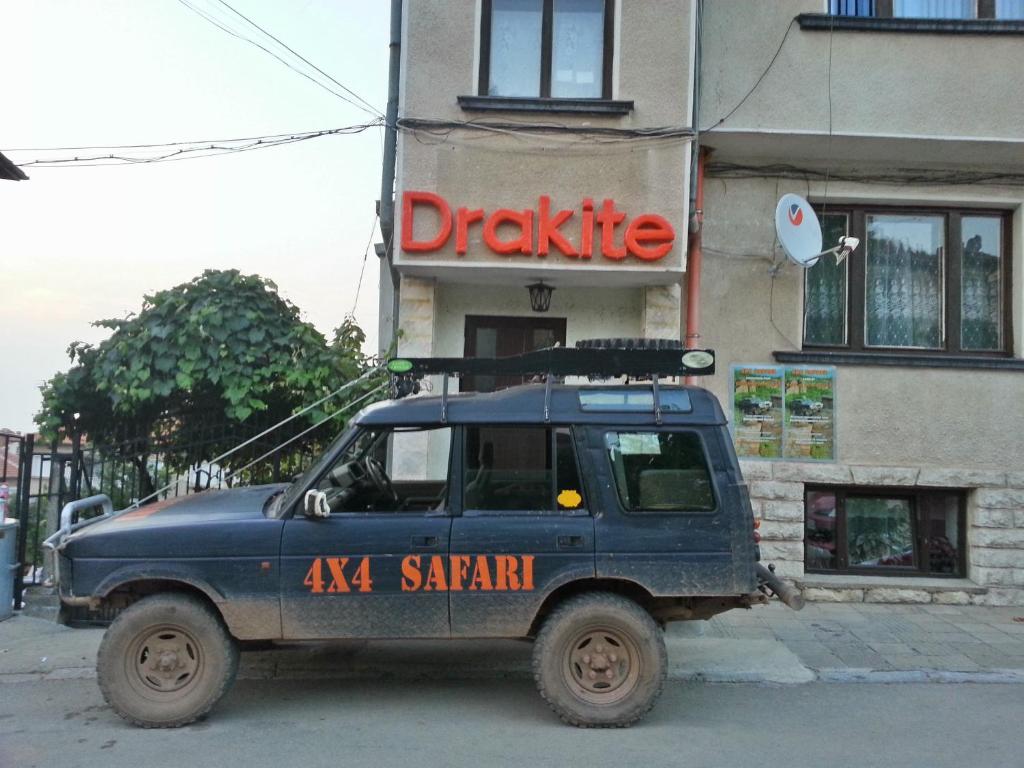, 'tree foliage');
37,269,373,449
